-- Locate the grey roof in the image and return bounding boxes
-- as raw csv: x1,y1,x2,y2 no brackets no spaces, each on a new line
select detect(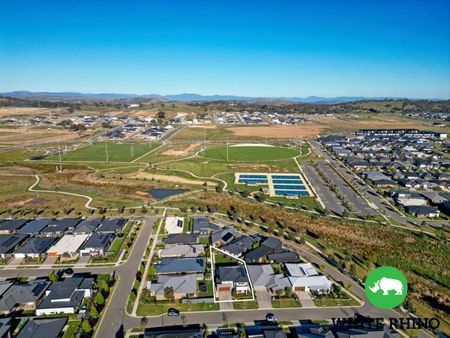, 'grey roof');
222,235,259,256
81,233,113,250
0,219,28,232
0,234,28,254
149,274,196,296
0,317,11,338
17,219,52,234
247,264,291,291
261,237,282,251
17,318,68,338
14,237,56,255
73,218,102,233
96,218,127,233
191,216,219,233
0,280,50,313
156,258,205,274
211,226,236,245
216,265,249,284
37,277,91,310
40,218,80,233
163,233,199,245
0,282,12,297
267,251,300,263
